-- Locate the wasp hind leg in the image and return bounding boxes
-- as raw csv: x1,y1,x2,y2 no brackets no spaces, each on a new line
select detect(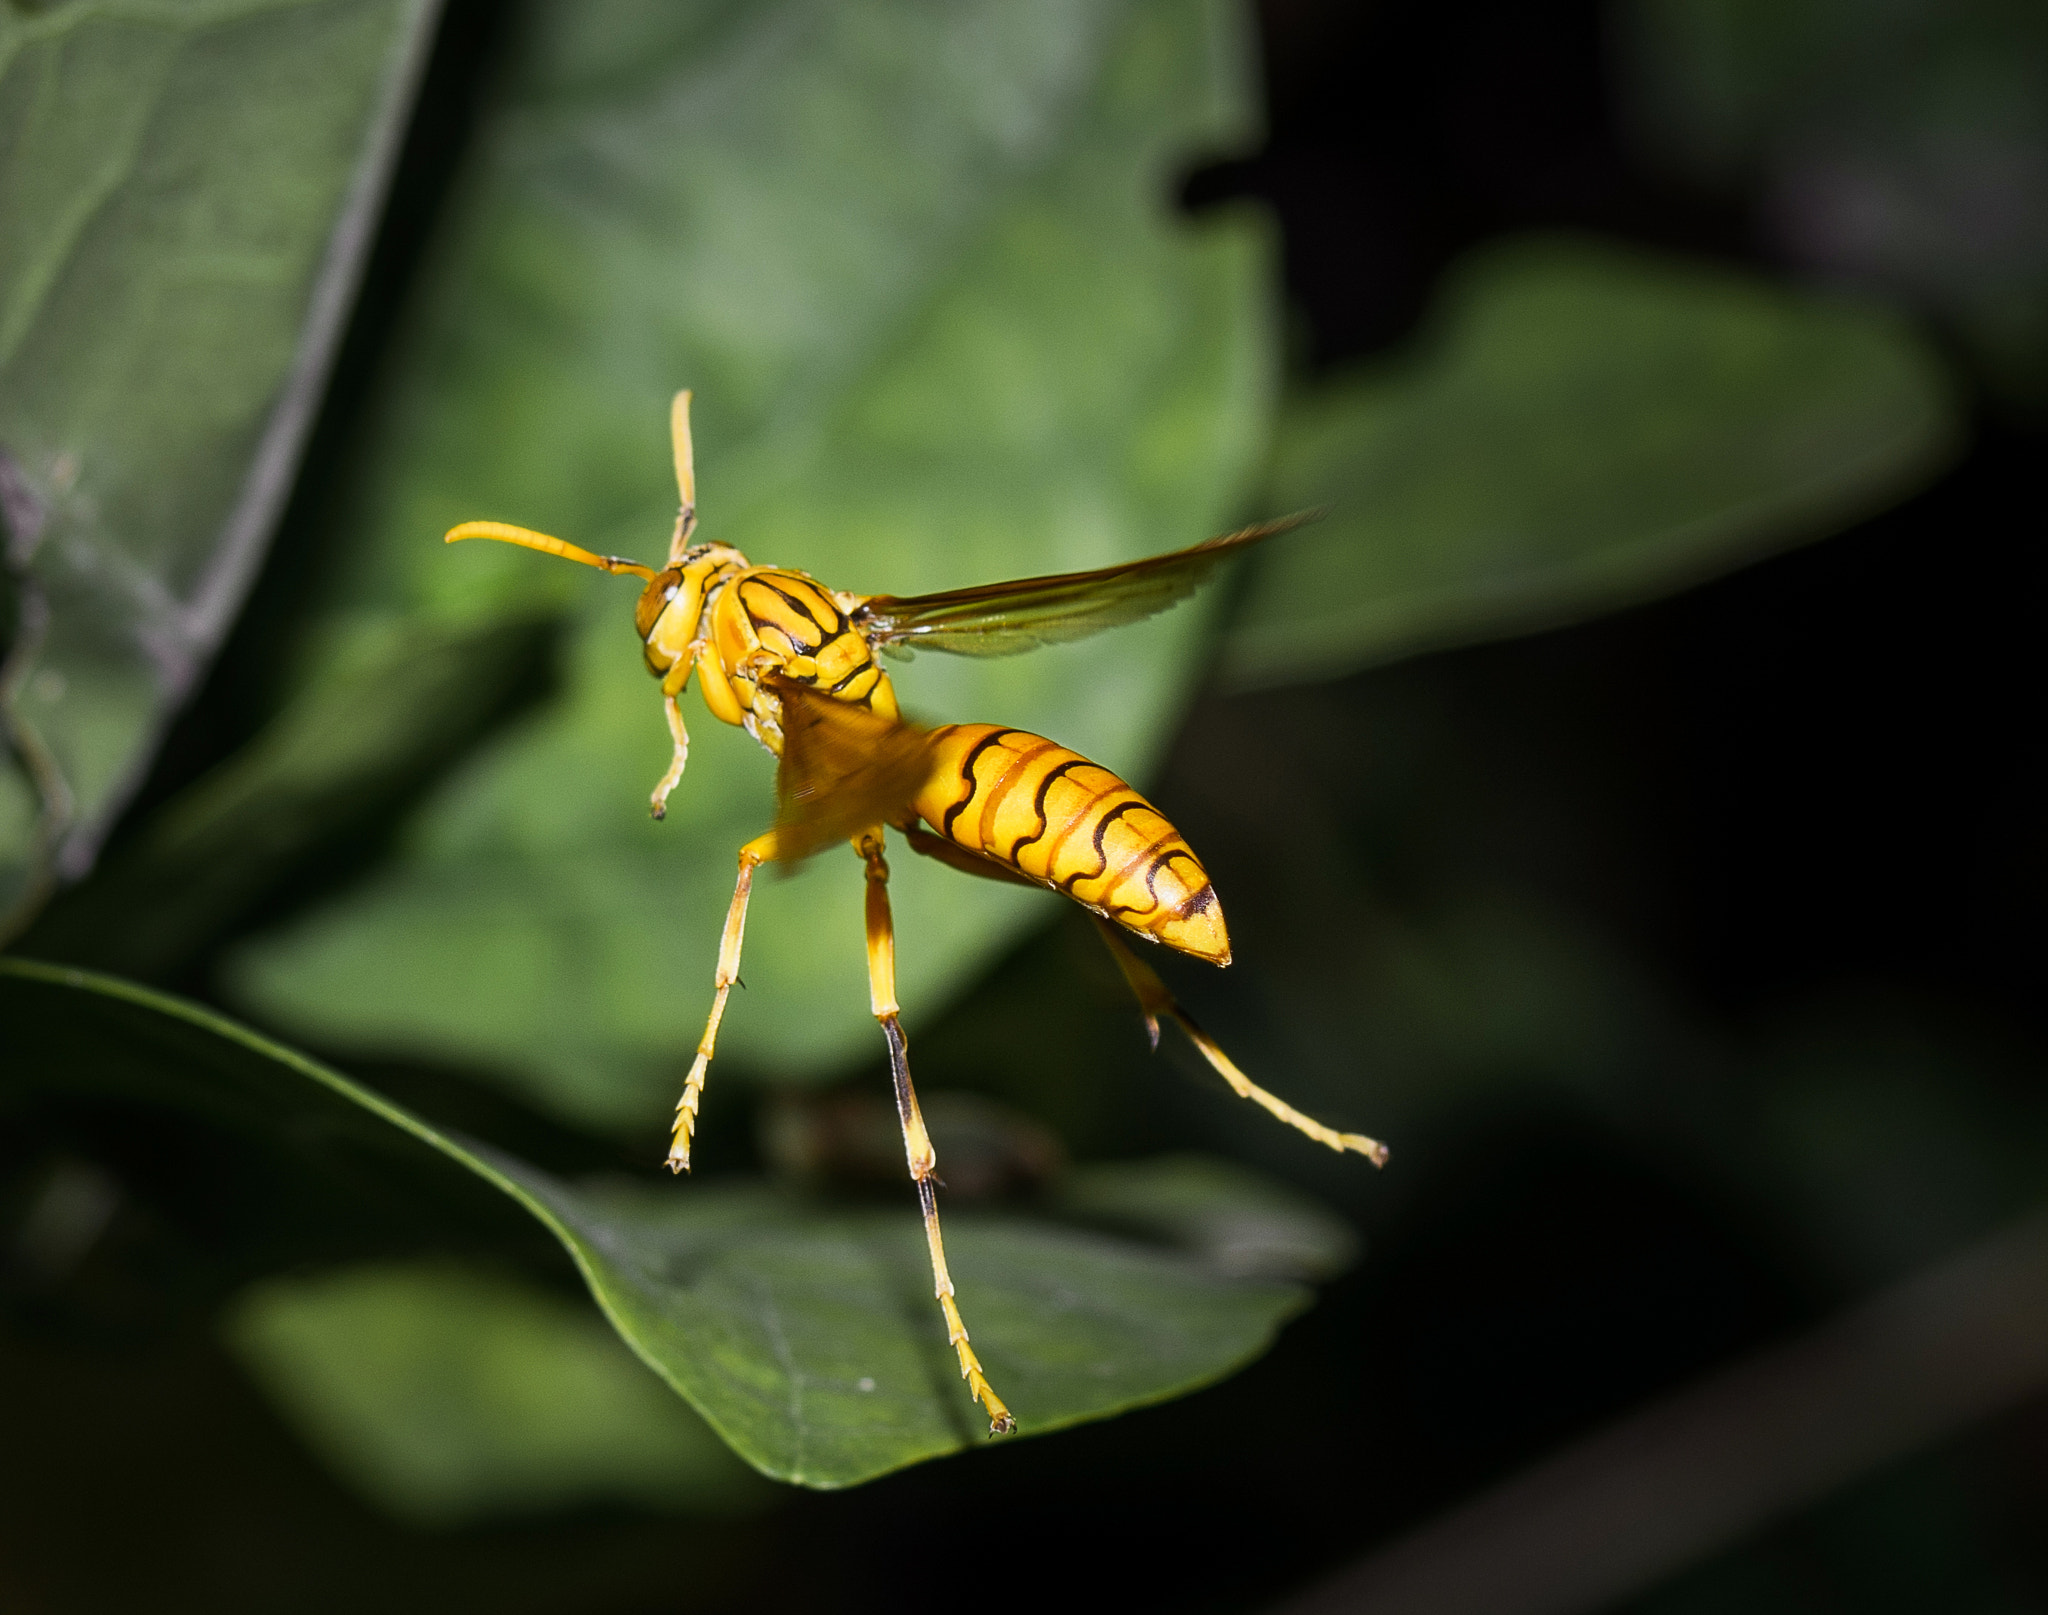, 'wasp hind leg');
668,829,778,1171
1092,917,1389,1167
860,830,1015,1436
